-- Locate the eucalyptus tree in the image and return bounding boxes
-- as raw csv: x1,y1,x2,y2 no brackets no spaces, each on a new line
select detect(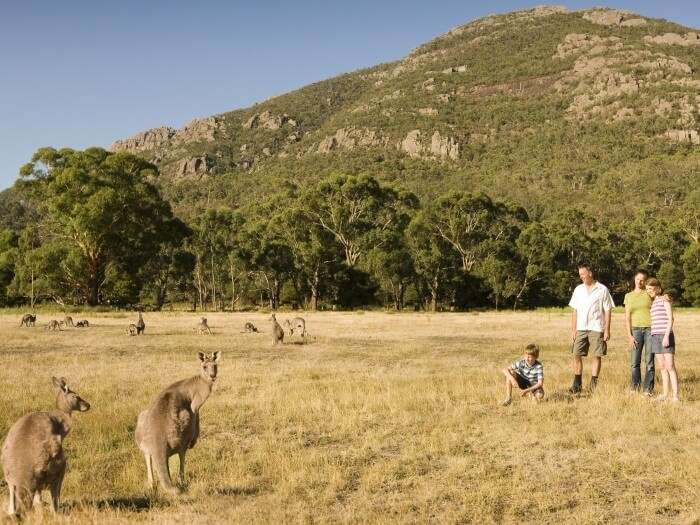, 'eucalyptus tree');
18,147,175,305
